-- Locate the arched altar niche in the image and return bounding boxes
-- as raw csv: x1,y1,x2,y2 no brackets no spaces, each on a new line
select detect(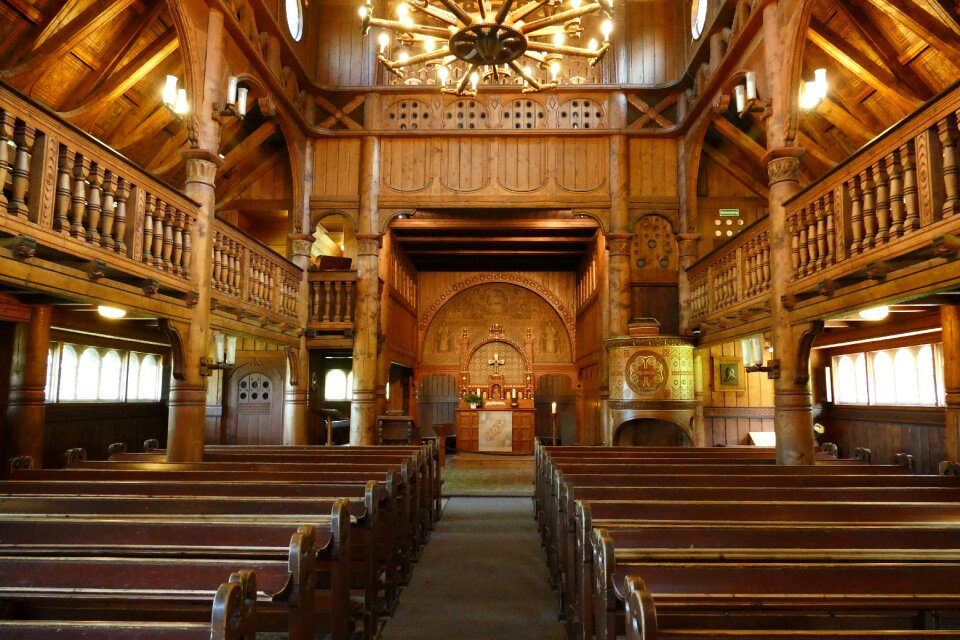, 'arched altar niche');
458,324,534,408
